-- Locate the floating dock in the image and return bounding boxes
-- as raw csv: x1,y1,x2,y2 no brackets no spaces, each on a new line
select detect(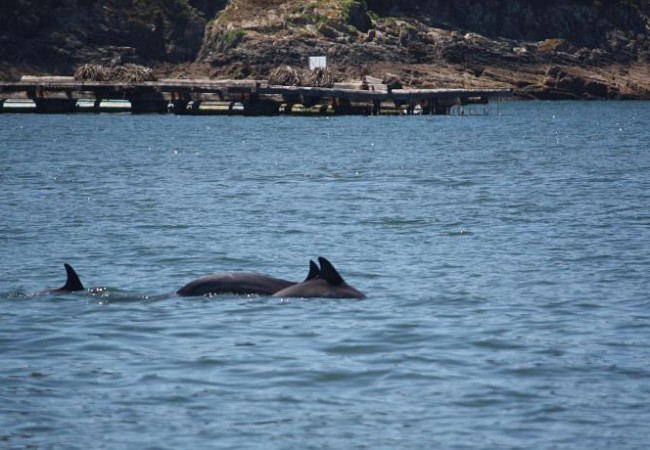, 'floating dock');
0,76,512,115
